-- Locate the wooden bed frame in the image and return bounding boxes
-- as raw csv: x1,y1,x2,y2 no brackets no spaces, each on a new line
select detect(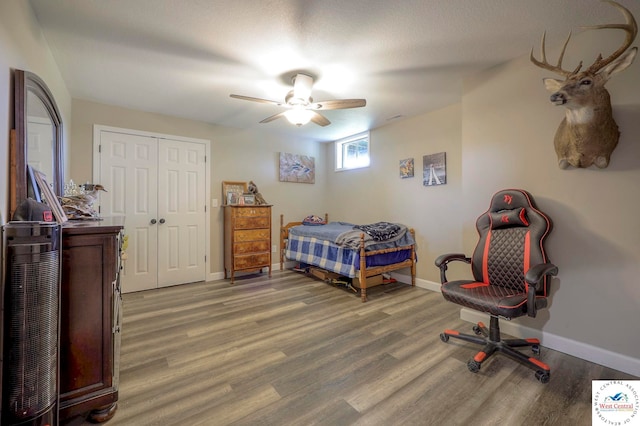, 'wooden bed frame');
280,214,416,302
